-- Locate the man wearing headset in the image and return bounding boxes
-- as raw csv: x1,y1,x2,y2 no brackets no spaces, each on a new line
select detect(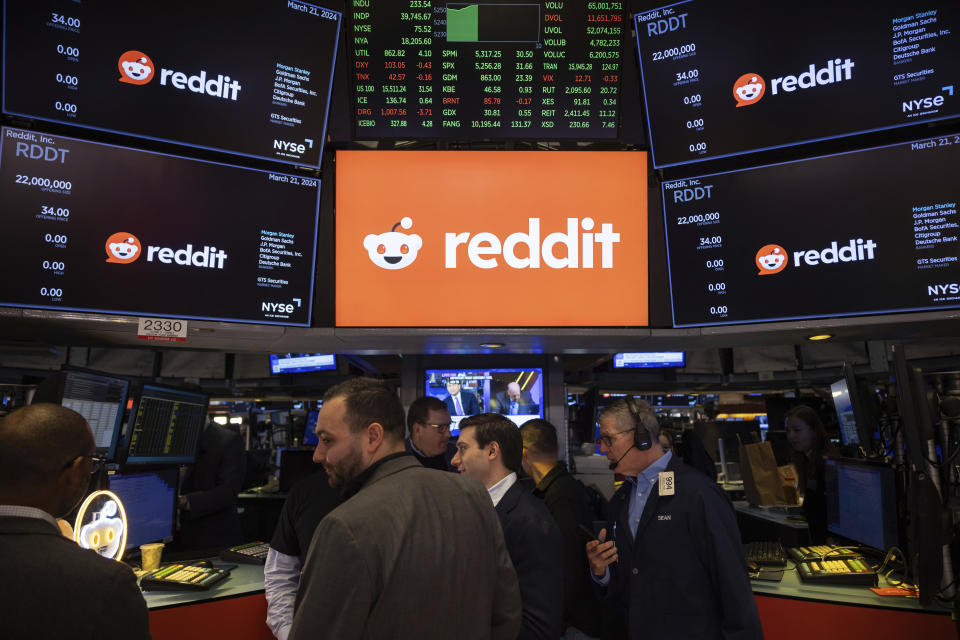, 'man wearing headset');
585,398,763,640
